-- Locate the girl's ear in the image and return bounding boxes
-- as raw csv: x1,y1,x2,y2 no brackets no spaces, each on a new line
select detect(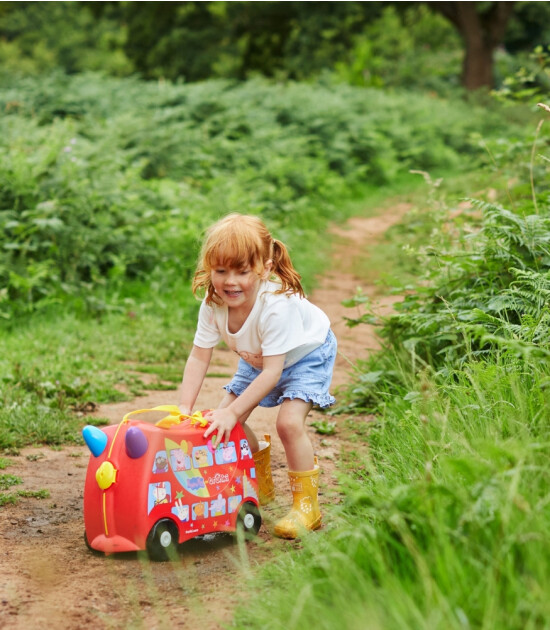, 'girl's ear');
260,259,273,280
